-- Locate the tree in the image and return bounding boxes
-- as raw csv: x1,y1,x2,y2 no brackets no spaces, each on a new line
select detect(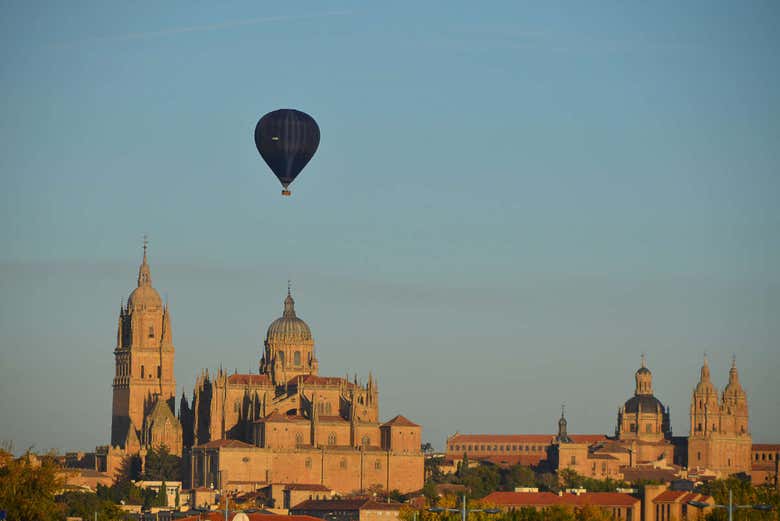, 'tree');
0,450,65,521
535,472,560,493
143,445,182,481
500,464,536,491
58,491,128,521
700,477,780,521
156,480,168,507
